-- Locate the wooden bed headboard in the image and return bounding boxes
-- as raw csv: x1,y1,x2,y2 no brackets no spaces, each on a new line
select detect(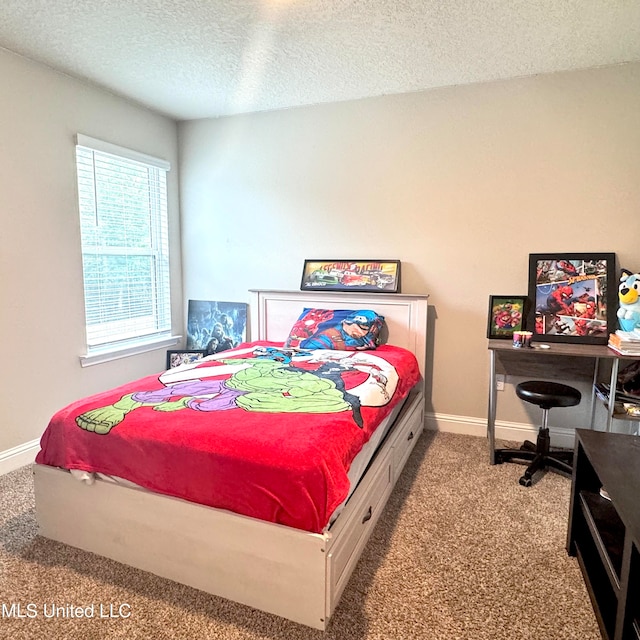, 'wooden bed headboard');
249,289,429,379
